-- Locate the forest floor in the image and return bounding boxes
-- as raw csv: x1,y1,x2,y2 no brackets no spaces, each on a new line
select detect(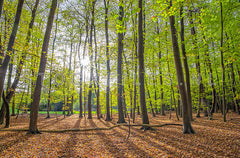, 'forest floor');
0,112,239,158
